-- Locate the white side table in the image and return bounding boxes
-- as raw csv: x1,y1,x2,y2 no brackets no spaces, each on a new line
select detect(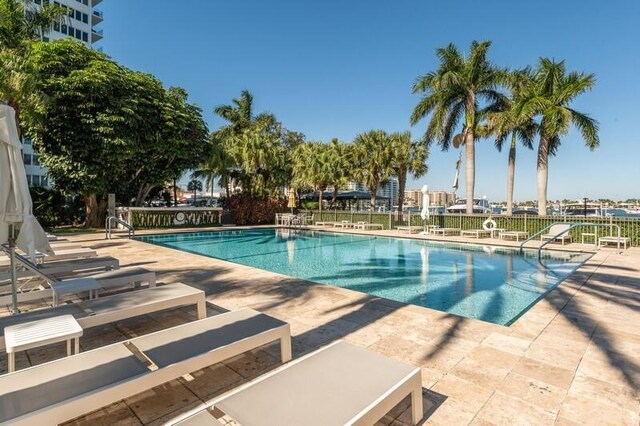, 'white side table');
4,314,83,373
